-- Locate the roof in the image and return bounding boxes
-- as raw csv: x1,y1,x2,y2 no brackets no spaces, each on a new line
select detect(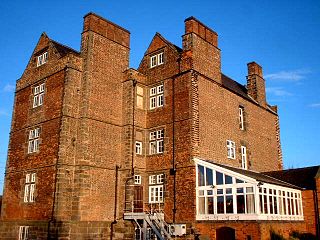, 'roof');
221,73,249,100
155,32,182,53
200,159,302,189
51,40,80,56
264,166,320,190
